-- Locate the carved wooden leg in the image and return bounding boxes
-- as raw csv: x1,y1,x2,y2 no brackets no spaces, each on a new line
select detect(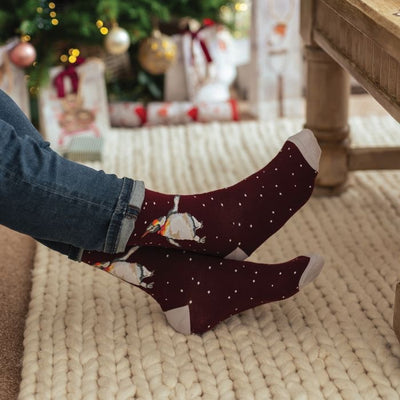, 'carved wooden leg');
304,45,351,194
394,282,400,344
